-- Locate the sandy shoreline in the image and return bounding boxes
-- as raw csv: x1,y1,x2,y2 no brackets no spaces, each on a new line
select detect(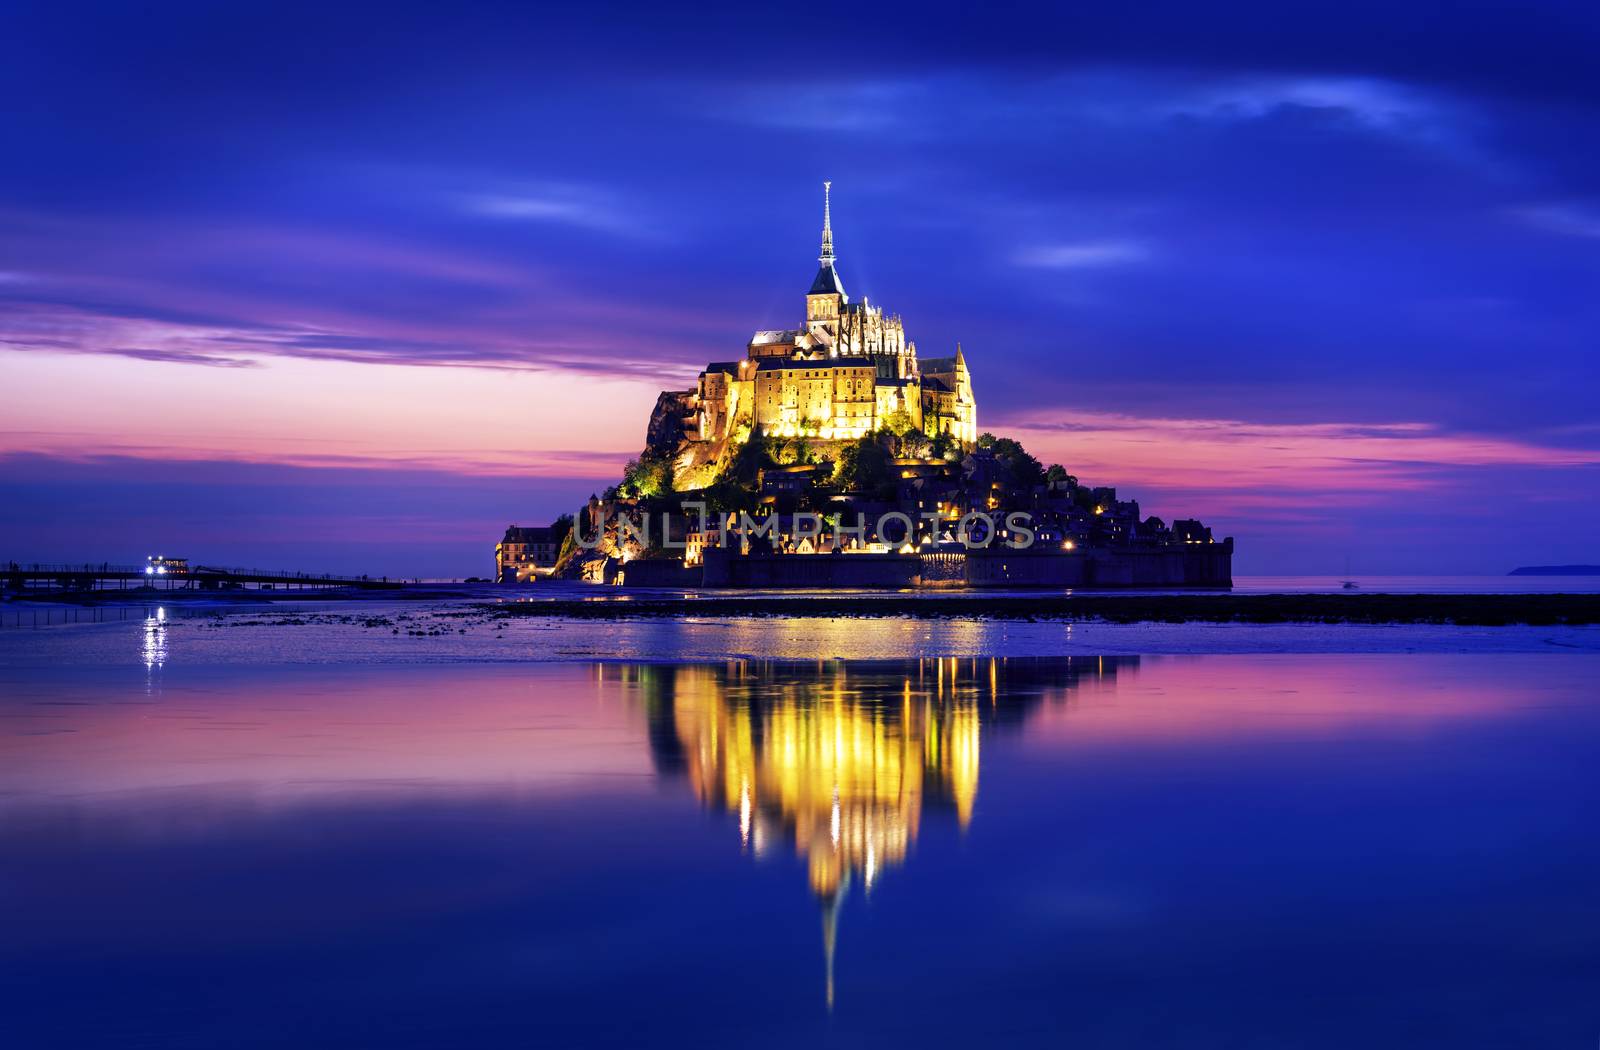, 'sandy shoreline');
479,592,1600,625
